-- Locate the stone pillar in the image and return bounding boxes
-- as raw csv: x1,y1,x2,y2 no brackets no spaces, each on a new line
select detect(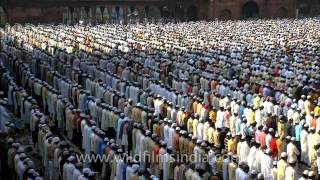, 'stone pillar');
104,6,110,23
183,7,187,21
62,7,67,24
0,7,7,26
208,0,214,21
123,5,128,24
89,7,94,25
91,6,97,25
136,6,145,21
80,6,86,21
73,7,80,24
95,6,102,24
108,6,114,23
